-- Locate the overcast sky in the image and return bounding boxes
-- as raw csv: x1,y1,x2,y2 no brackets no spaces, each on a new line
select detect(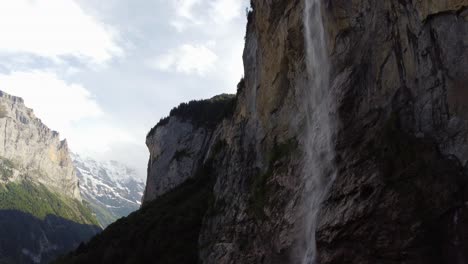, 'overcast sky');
0,0,250,180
